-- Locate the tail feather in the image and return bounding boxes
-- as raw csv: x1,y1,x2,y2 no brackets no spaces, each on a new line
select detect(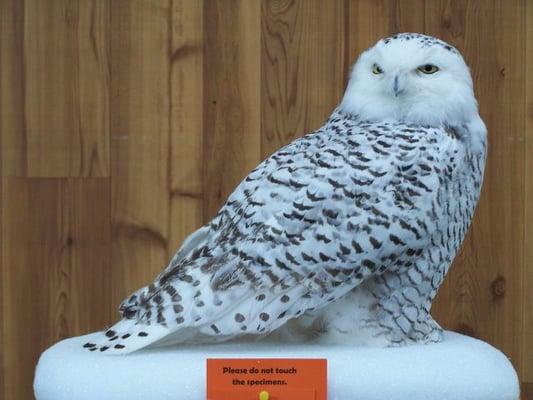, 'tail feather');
118,286,147,319
83,319,171,355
